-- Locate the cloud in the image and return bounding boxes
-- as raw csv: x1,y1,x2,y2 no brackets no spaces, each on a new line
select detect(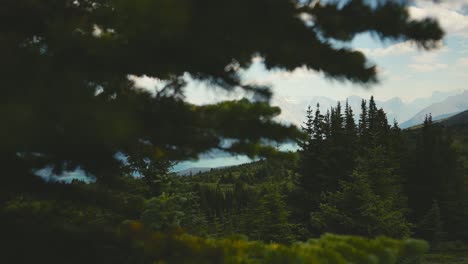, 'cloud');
128,75,159,89
243,66,318,86
240,57,319,86
411,46,448,65
357,41,418,58
456,57,468,67
409,1,468,37
451,57,468,76
128,75,169,96
407,46,449,72
378,67,411,81
356,2,465,60
420,0,468,12
408,63,448,72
